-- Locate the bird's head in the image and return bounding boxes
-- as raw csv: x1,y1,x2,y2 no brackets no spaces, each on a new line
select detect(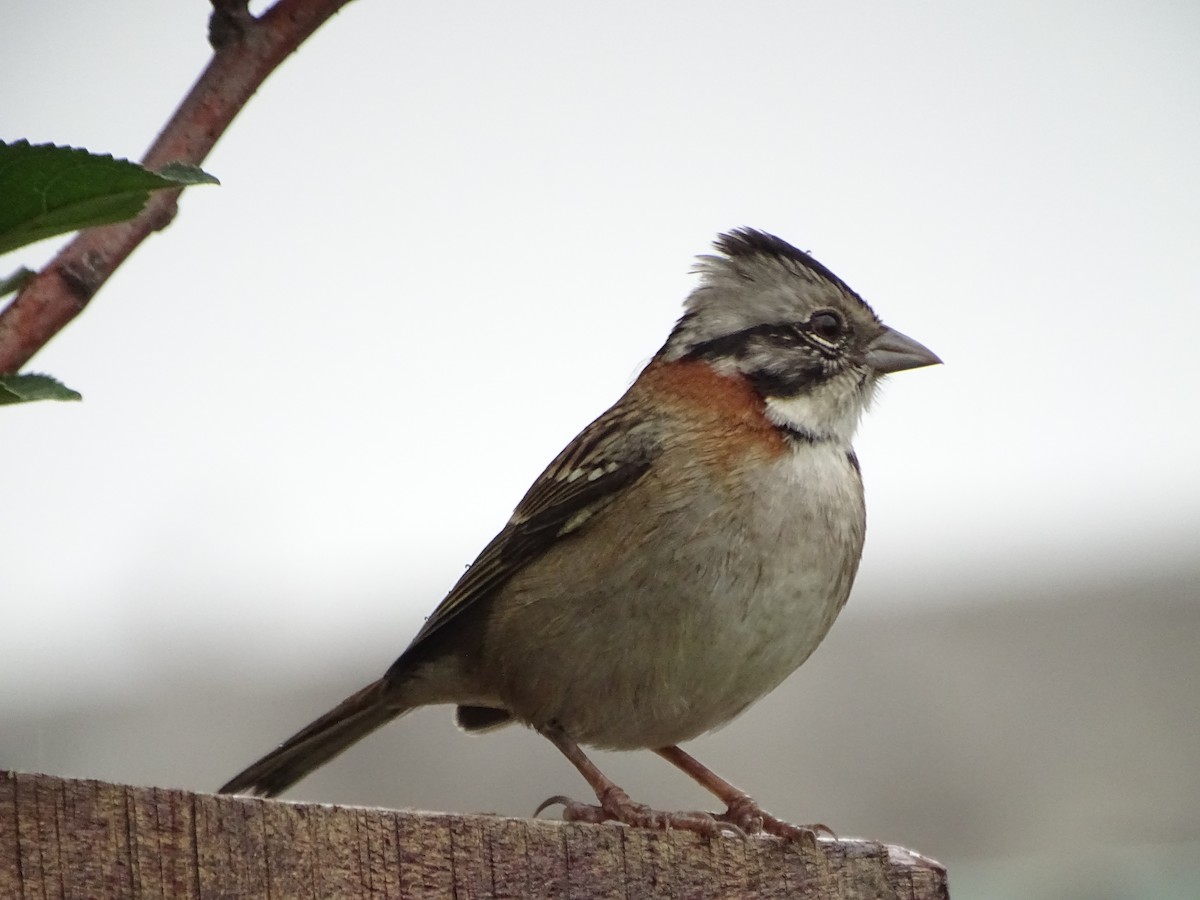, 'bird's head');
658,228,940,443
